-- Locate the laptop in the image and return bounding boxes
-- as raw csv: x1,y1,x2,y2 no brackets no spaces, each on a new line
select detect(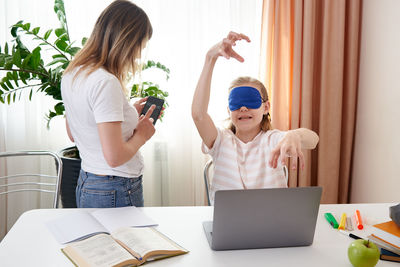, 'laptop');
203,186,322,251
